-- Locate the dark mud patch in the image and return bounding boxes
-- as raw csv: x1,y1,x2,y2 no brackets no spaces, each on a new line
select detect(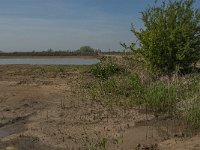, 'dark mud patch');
0,113,35,128
16,79,53,86
19,99,46,110
0,129,9,138
0,112,37,140
136,143,159,150
0,136,64,150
